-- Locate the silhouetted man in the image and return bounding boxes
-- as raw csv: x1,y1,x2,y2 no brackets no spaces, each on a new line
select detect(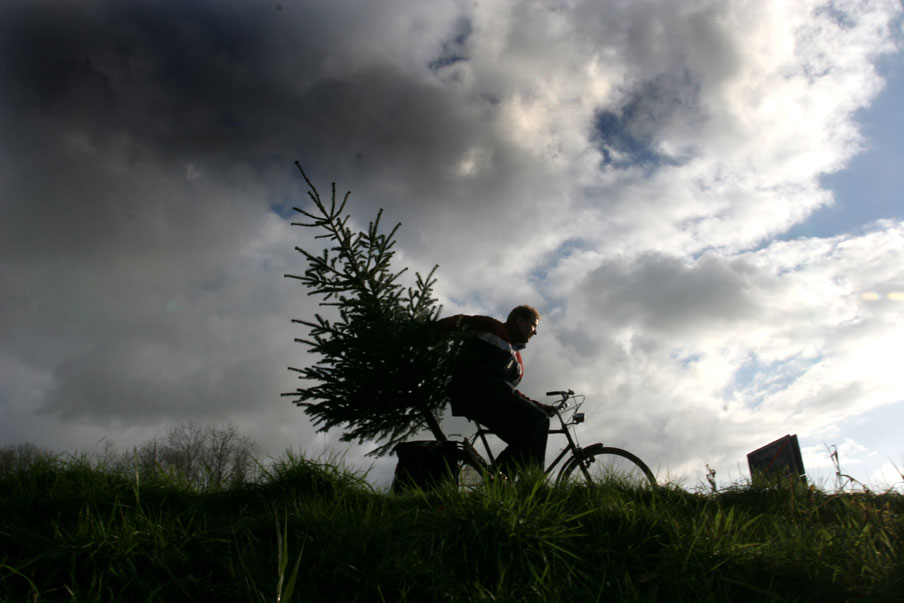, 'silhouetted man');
438,305,553,476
